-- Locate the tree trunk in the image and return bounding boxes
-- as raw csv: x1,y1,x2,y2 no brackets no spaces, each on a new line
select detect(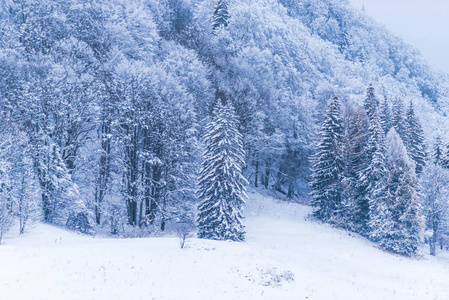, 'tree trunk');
125,124,139,226
254,152,259,188
95,120,111,225
160,165,169,231
430,233,436,256
149,163,162,225
430,221,438,256
264,158,271,189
